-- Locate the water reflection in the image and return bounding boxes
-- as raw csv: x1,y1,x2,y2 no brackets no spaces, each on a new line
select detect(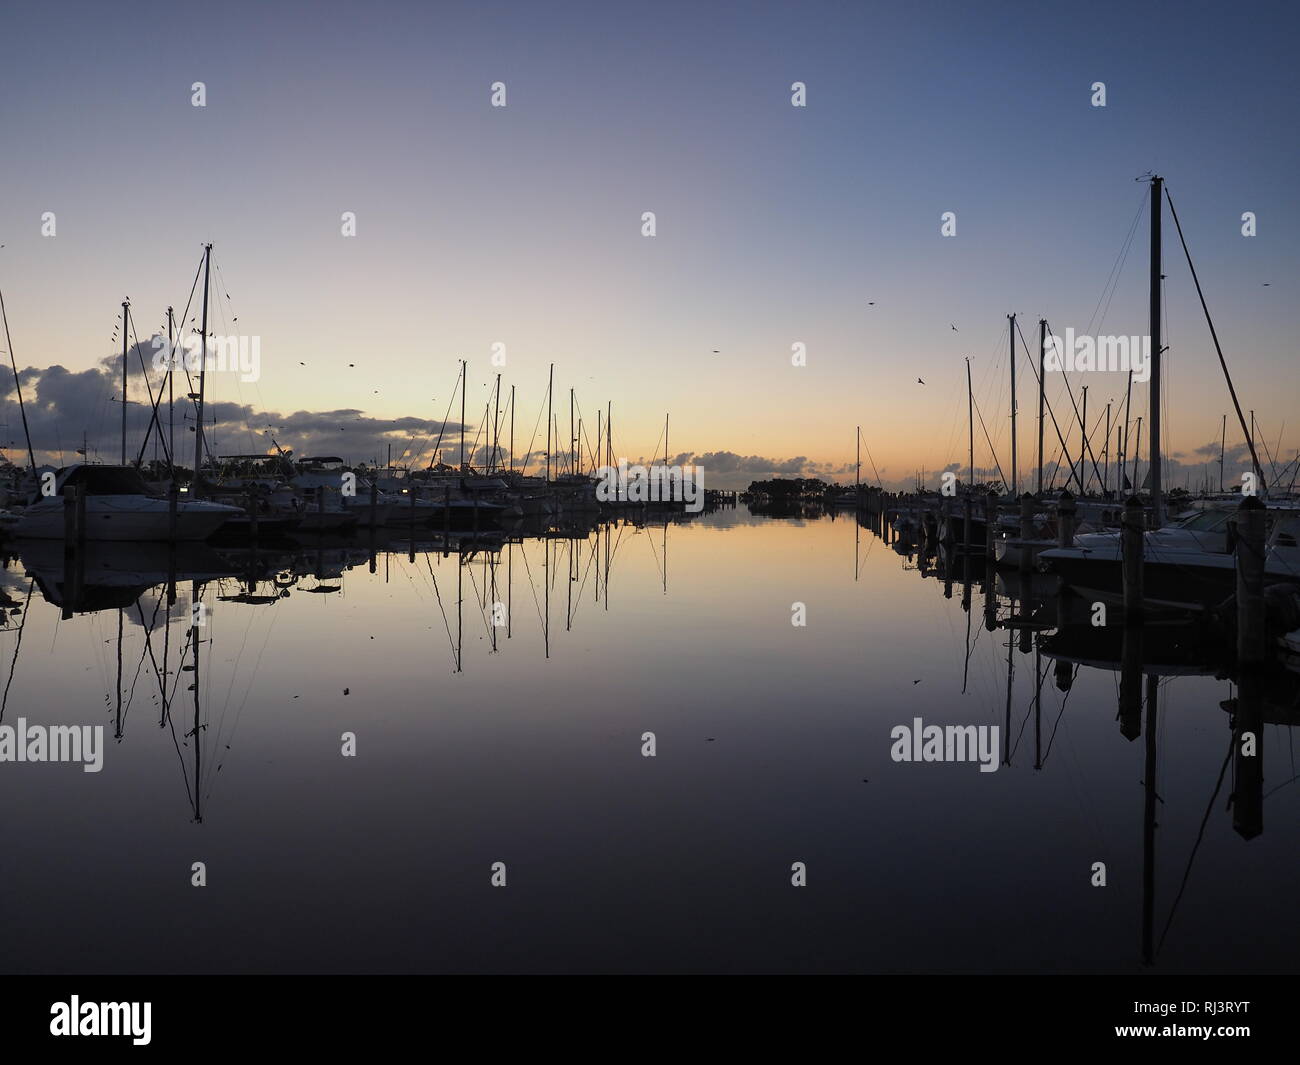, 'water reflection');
857,503,1297,968
0,504,1295,973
